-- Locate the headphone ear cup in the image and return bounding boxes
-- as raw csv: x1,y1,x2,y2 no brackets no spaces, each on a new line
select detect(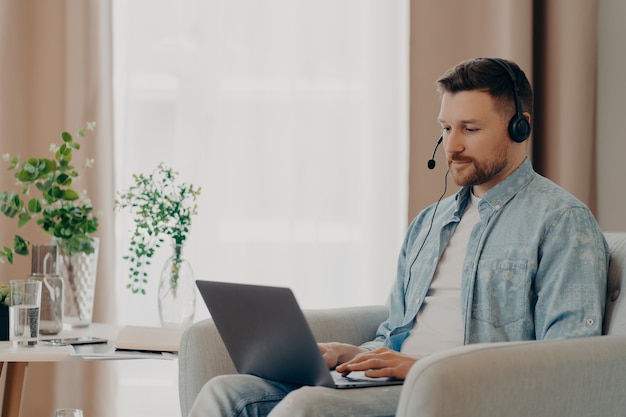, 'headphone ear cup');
509,114,531,143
